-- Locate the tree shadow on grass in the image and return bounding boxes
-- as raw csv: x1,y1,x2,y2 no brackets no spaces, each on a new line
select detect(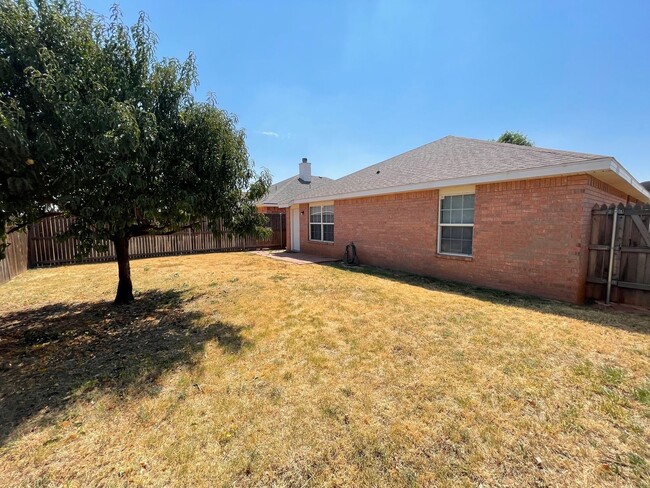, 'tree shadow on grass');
329,263,650,335
0,289,249,445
